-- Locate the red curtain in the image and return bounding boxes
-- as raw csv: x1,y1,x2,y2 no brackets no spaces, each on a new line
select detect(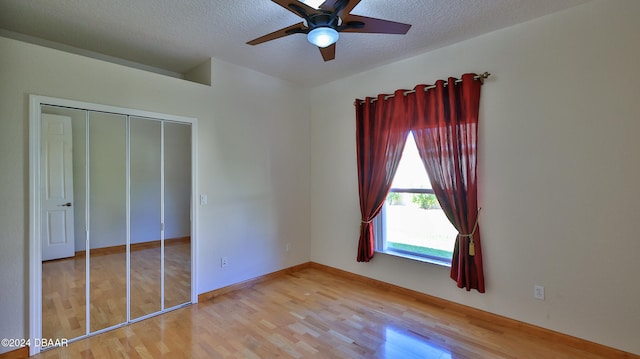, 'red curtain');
411,74,484,292
355,91,412,262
